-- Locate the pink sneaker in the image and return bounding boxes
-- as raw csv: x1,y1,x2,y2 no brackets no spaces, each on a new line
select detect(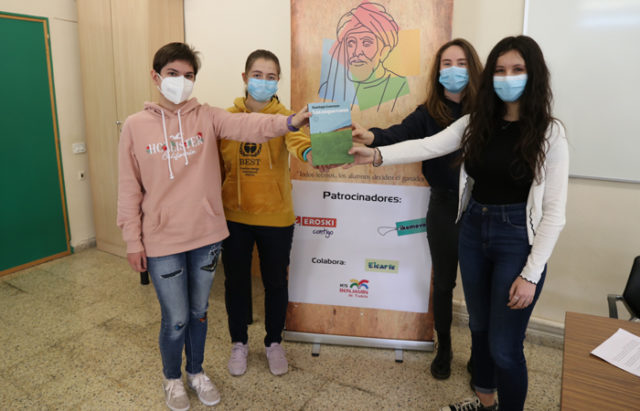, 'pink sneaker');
228,342,249,376
265,342,288,376
163,378,190,411
186,372,220,406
